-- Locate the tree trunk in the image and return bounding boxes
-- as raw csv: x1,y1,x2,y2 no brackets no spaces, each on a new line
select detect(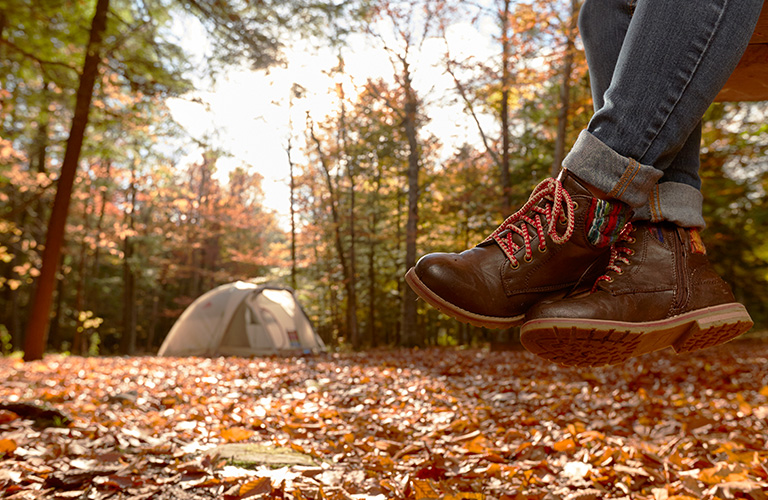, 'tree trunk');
89,160,111,318
120,170,137,355
400,63,421,348
552,0,579,176
24,0,110,361
48,260,66,351
72,186,92,356
309,119,358,347
367,168,382,346
287,140,298,290
338,83,360,349
500,0,512,213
